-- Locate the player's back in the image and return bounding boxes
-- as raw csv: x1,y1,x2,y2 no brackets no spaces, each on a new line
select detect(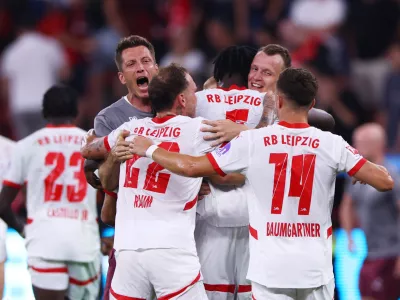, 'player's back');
239,121,365,288
112,115,213,253
195,87,265,227
4,125,99,262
